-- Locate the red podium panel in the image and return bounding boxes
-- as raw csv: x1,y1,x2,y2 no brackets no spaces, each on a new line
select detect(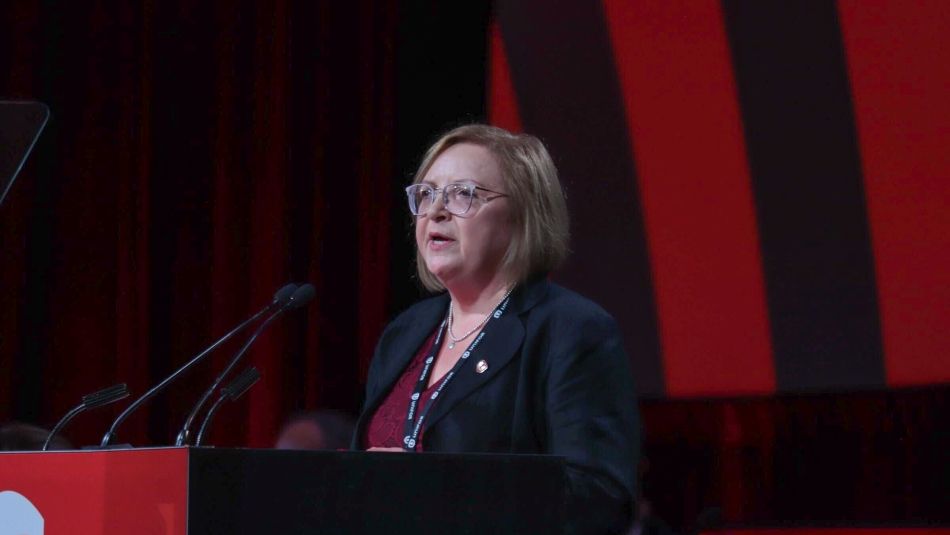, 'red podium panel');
1,448,188,534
